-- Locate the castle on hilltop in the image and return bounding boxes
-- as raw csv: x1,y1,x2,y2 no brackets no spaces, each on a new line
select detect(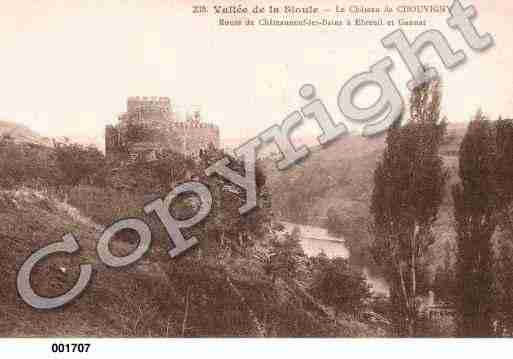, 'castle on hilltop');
105,97,220,164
